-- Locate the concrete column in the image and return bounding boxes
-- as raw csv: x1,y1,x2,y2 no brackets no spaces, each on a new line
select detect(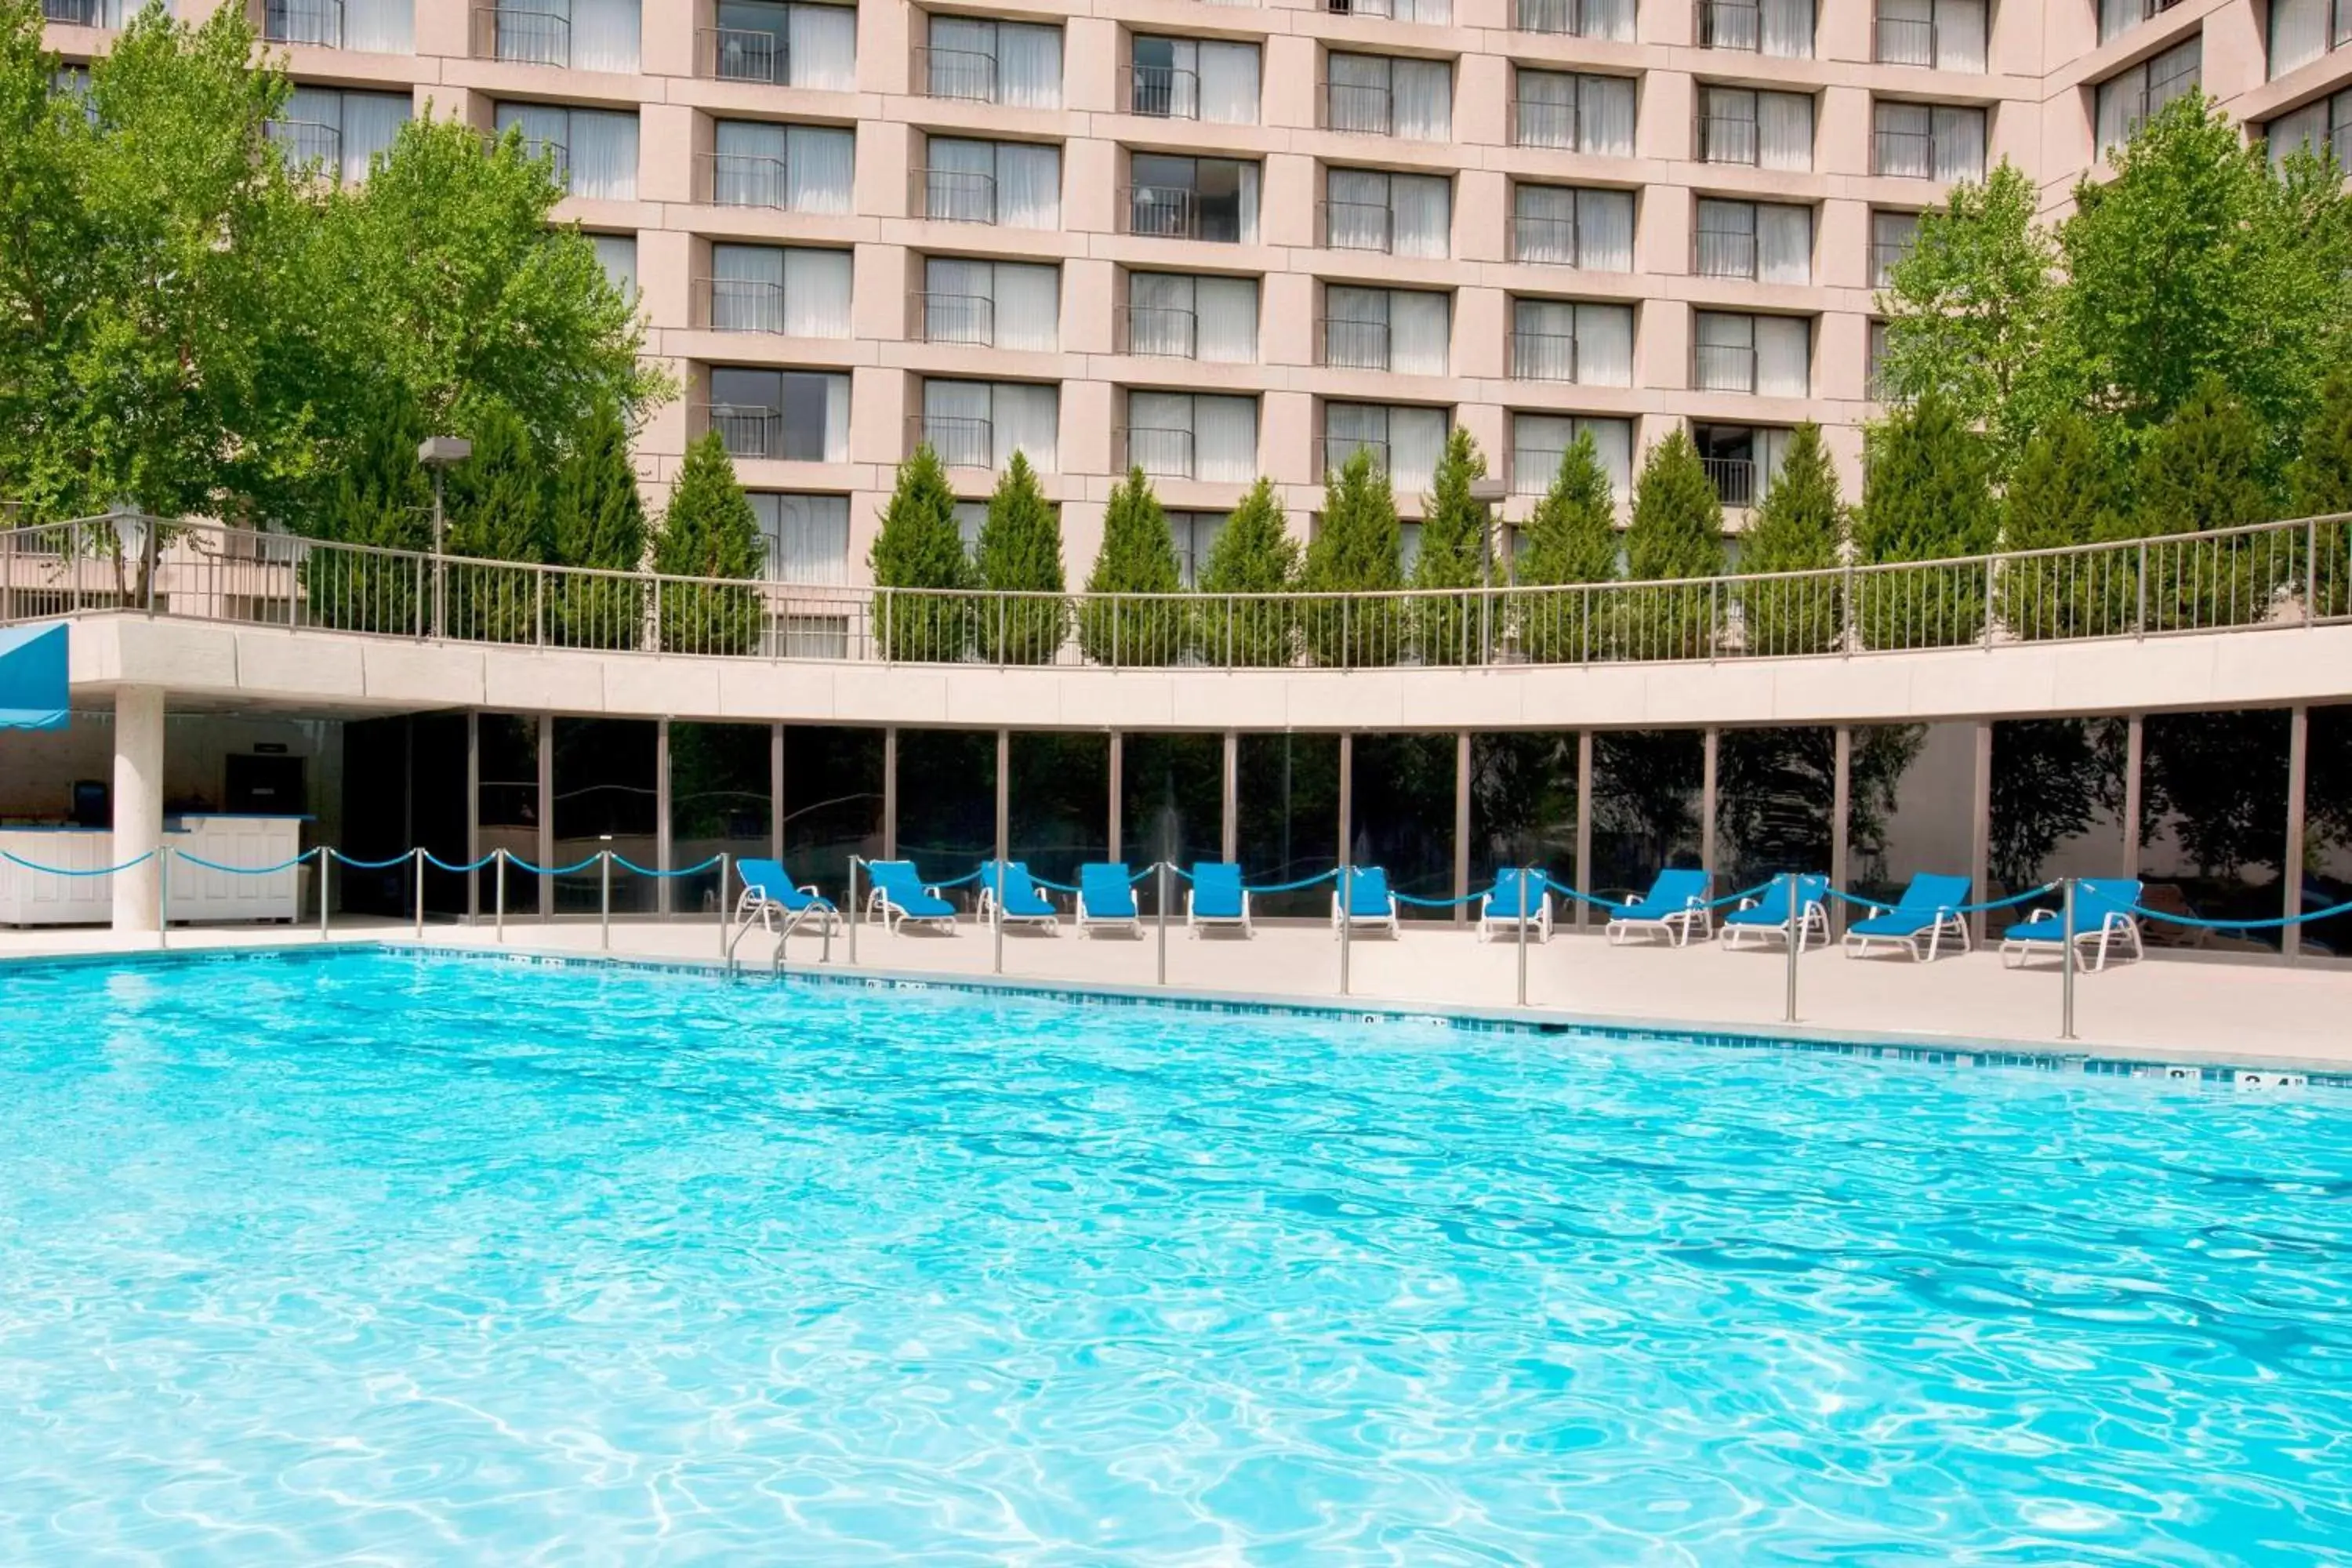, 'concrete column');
882,726,898,860
110,684,165,933
995,729,1011,863
1107,731,1123,862
1831,725,1853,937
536,714,554,920
1338,733,1354,878
655,718,673,918
1700,726,1719,887
2285,705,2309,961
1968,720,1993,946
466,710,481,922
1221,729,1240,863
770,722,785,860
1453,730,1472,924
2122,714,2144,878
1574,729,1594,929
